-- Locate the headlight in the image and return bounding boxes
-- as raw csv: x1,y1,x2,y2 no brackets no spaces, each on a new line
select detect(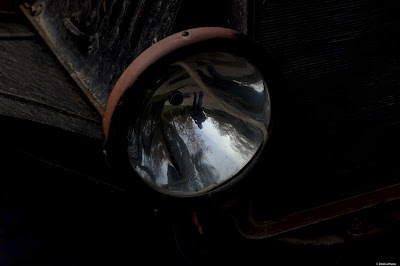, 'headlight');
103,27,277,197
